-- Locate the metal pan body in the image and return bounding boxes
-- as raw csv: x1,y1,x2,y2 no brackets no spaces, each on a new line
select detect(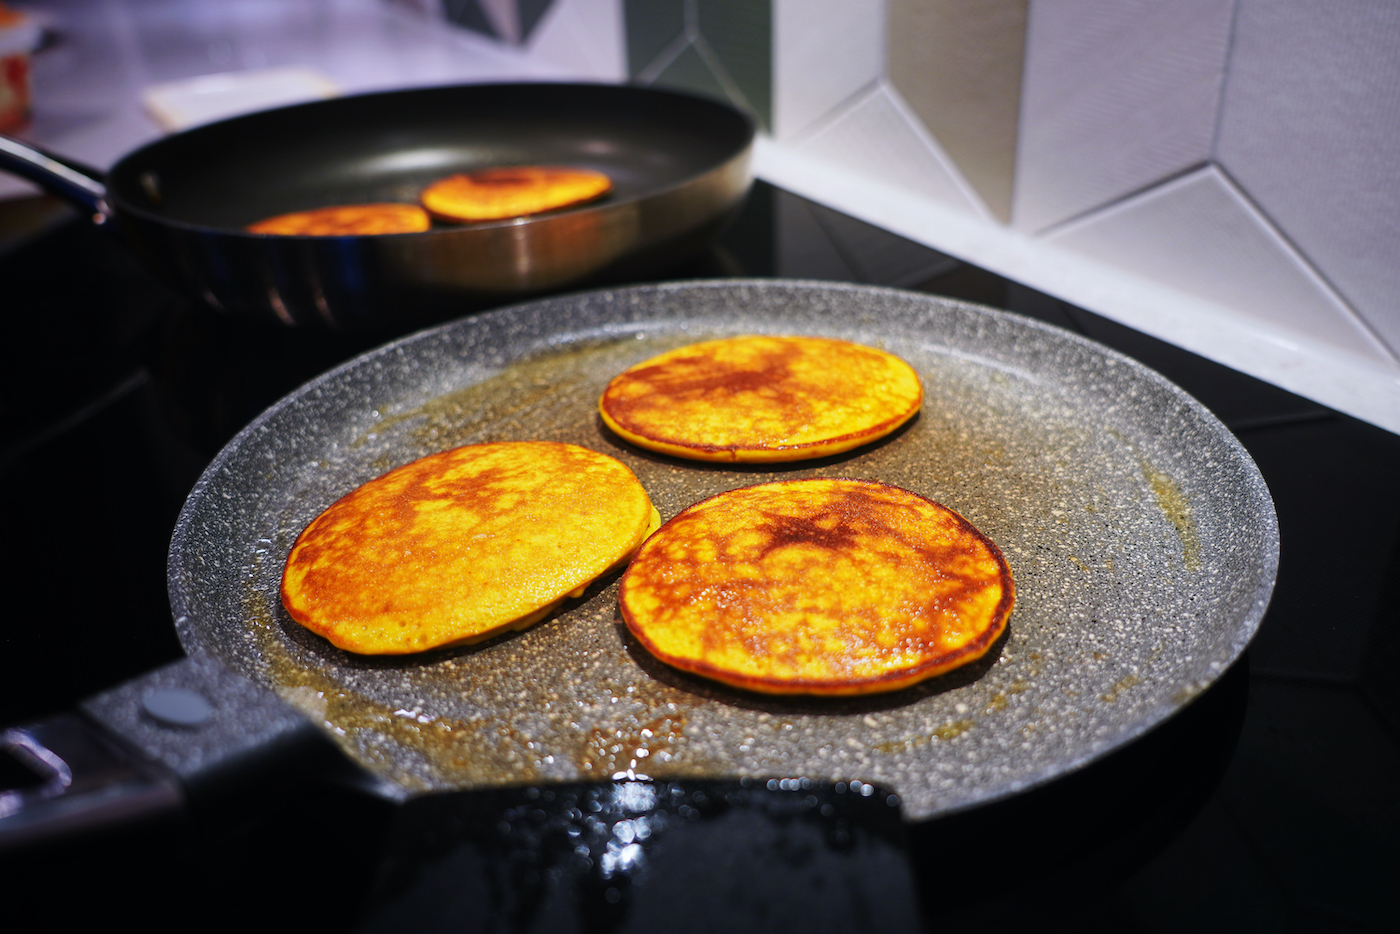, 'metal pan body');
7,83,754,330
